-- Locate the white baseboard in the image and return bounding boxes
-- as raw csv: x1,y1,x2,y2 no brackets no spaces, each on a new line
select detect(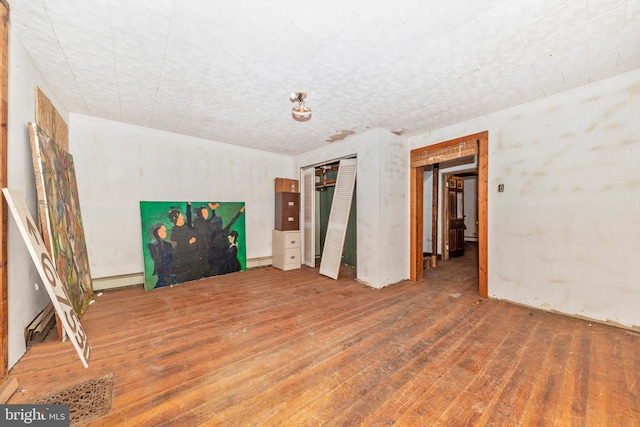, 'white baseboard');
246,256,272,268
92,272,144,291
92,257,274,290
